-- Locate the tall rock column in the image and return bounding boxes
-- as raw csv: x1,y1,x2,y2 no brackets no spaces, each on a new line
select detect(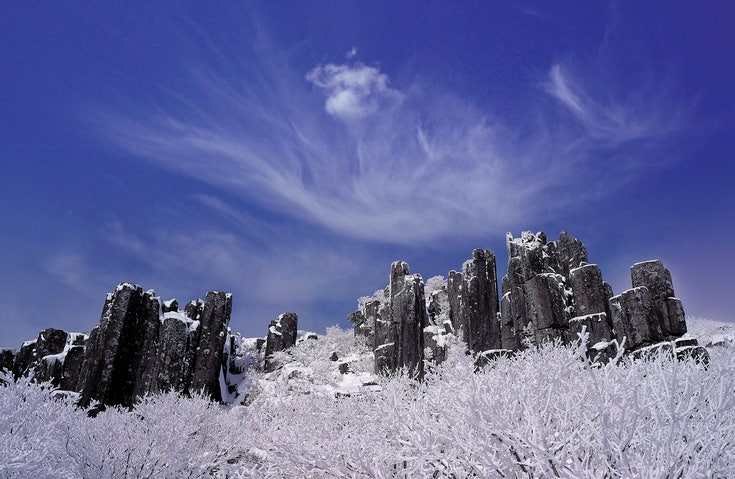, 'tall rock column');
389,261,428,377
77,283,149,407
370,262,428,376
567,264,614,345
500,232,587,349
631,260,687,337
76,284,232,407
609,286,663,349
189,291,232,401
446,270,464,333
460,249,501,353
264,312,298,373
